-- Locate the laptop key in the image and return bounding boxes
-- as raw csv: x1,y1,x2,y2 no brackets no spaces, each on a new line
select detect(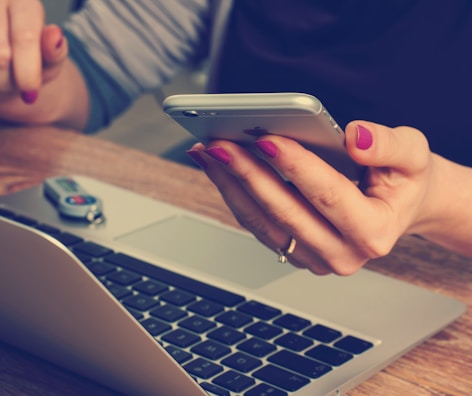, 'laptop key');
245,321,283,340
125,308,144,320
274,332,313,352
207,326,246,345
237,300,281,320
35,223,61,235
221,351,262,373
244,383,288,396
162,328,201,348
305,344,353,366
150,304,187,322
165,345,193,364
187,299,224,317
160,289,196,306
104,281,132,299
212,370,255,393
13,215,38,226
303,324,342,343
133,280,169,296
178,315,216,333
74,241,113,257
86,260,116,276
273,313,311,332
237,338,276,357
74,251,94,264
0,208,16,218
55,232,83,246
122,294,159,311
216,310,252,328
141,317,172,336
191,340,231,360
184,357,223,379
106,270,142,286
253,365,310,392
334,335,373,354
268,350,332,379
200,382,230,396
